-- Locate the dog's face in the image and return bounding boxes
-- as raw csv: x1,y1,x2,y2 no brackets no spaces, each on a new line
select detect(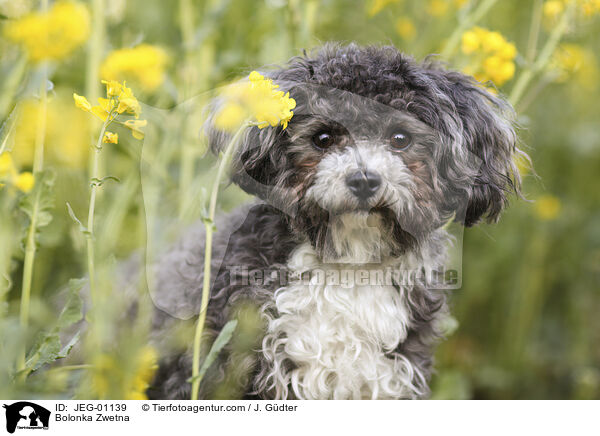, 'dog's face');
208,45,524,261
